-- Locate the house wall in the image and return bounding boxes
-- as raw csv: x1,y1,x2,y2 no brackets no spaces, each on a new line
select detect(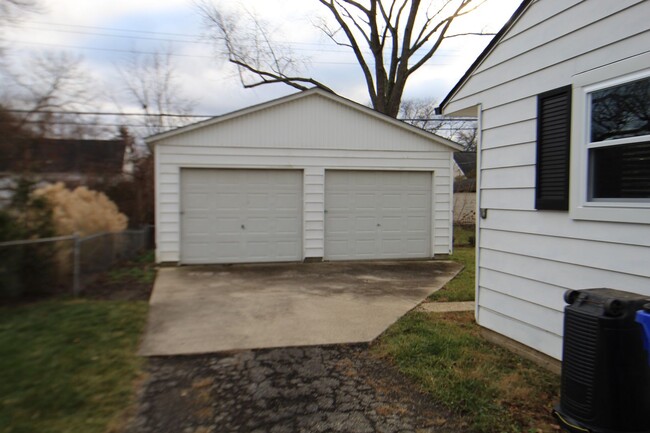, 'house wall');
153,93,454,263
444,0,650,359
